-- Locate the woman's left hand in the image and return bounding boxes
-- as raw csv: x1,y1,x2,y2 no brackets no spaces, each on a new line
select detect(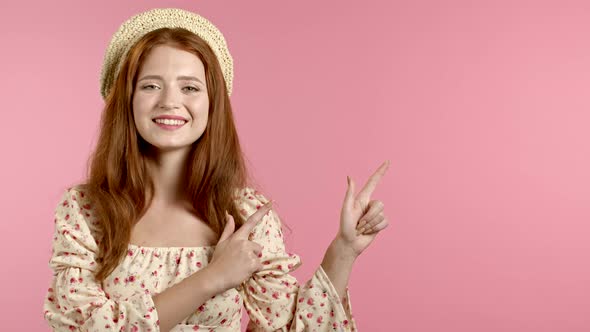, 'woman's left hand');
338,160,390,257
